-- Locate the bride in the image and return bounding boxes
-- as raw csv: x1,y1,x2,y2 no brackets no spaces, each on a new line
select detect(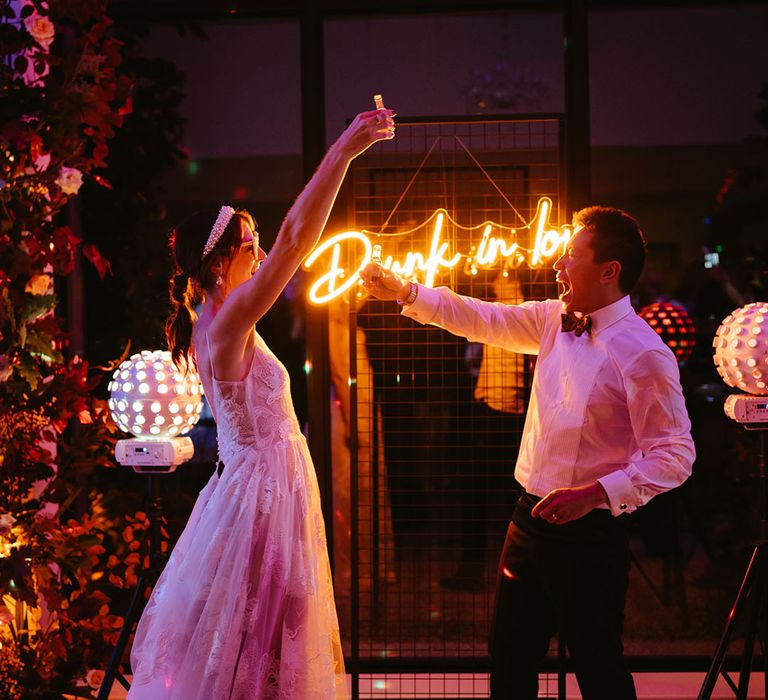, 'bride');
126,106,395,699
